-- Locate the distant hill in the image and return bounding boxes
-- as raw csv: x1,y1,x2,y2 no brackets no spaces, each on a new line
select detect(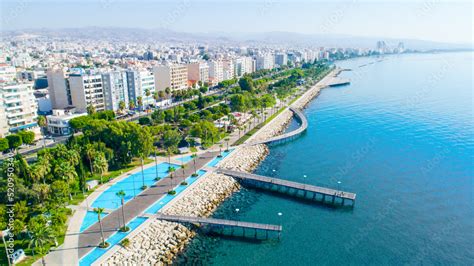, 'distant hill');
2,27,472,50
